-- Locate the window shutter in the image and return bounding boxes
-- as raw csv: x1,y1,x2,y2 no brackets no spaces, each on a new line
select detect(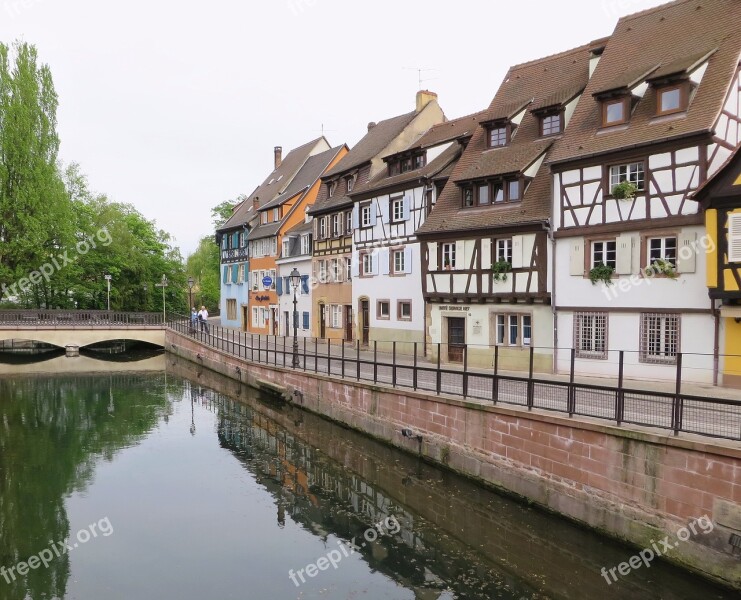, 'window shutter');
301,275,309,294
223,266,228,284
676,231,697,273
277,276,283,296
404,246,413,274
302,312,309,329
232,264,239,283
428,242,438,271
352,205,359,230
380,249,390,275
372,251,381,275
511,236,524,269
616,234,632,275
403,194,412,221
570,239,585,276
336,260,344,282
370,202,378,226
381,199,390,224
481,239,492,268
351,256,360,278
455,240,465,270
